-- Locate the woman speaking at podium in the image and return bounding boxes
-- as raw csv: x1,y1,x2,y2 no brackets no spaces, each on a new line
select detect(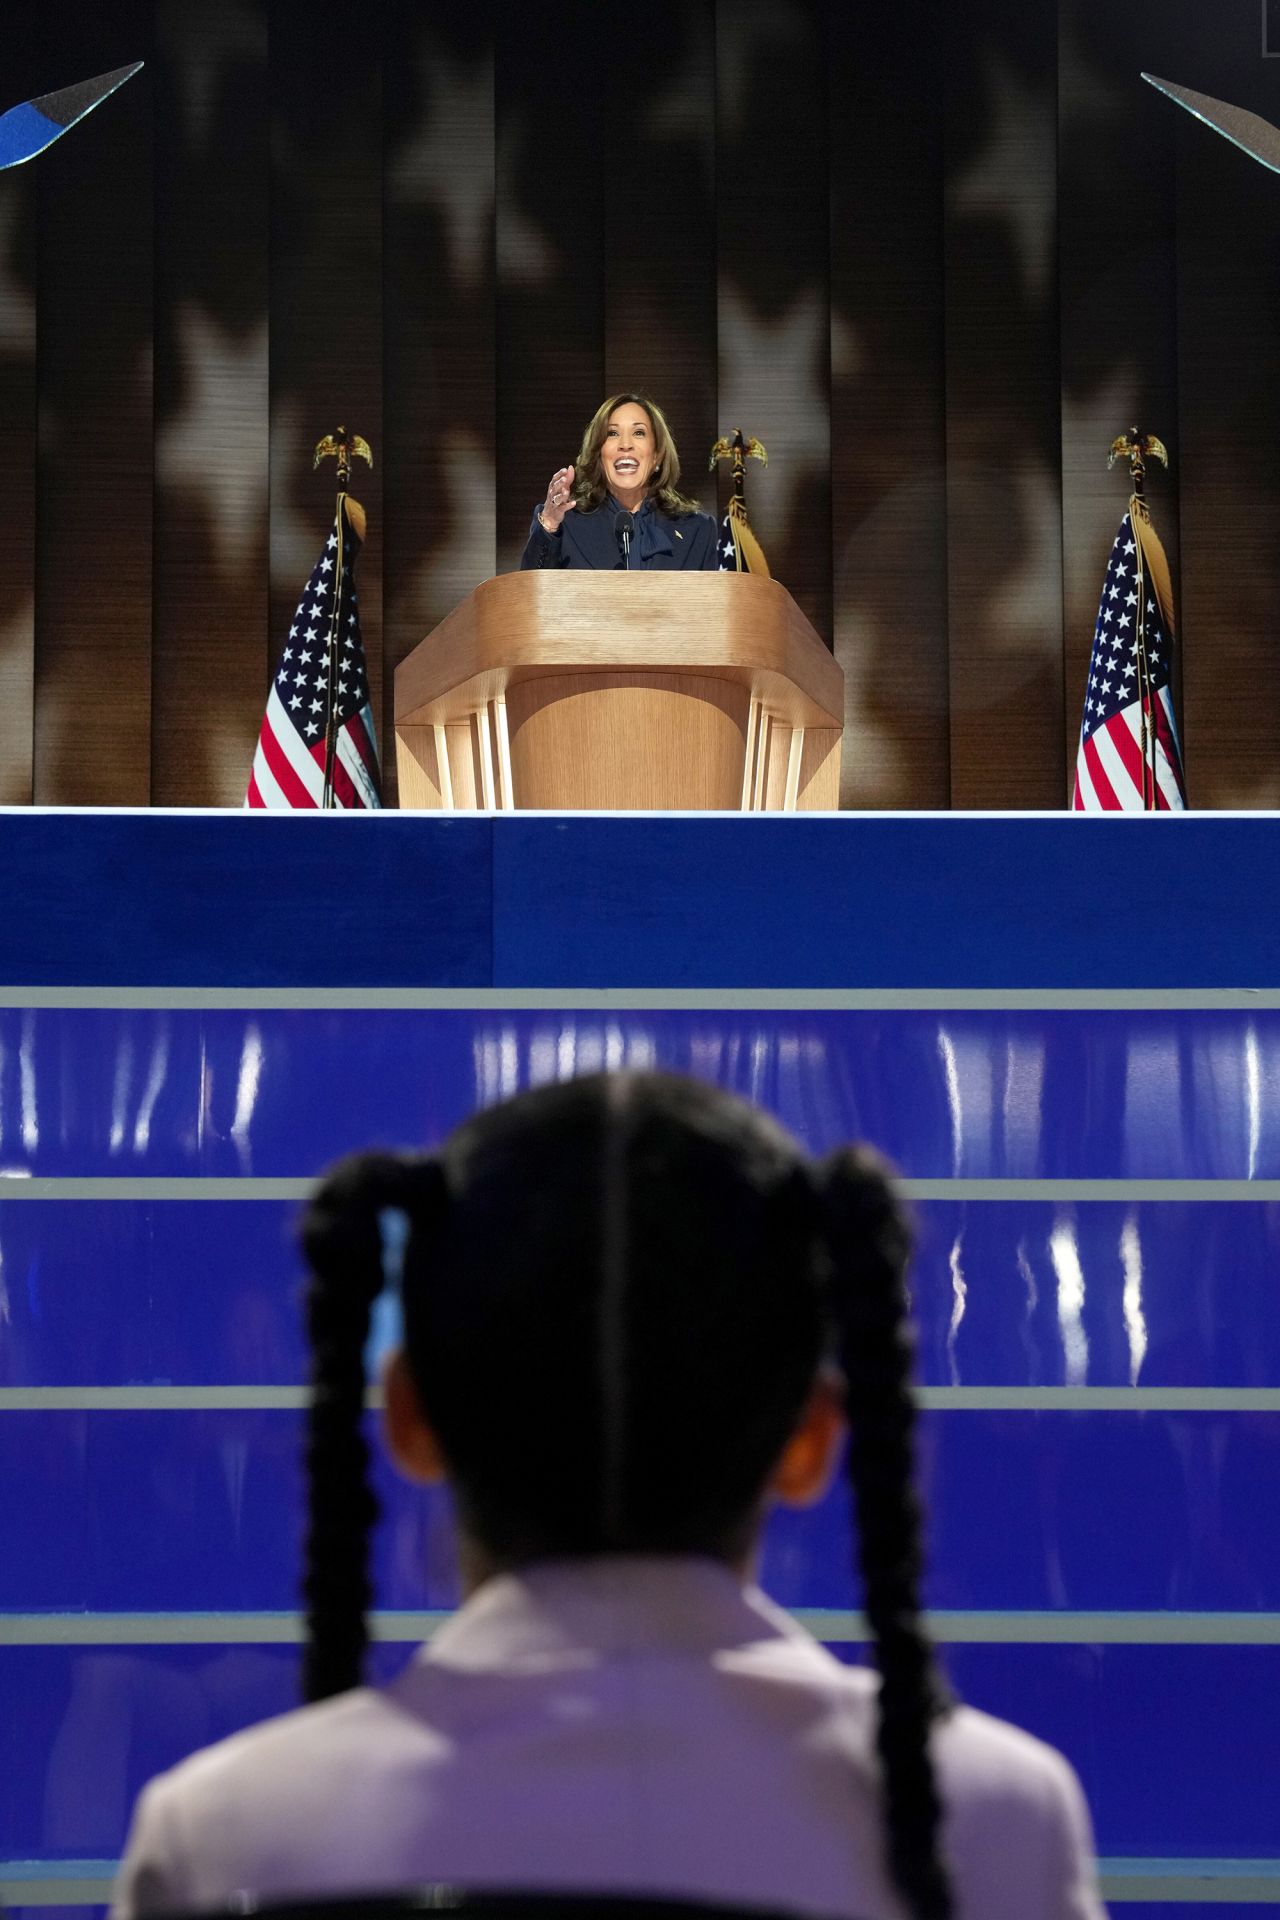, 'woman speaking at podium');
522,393,720,570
